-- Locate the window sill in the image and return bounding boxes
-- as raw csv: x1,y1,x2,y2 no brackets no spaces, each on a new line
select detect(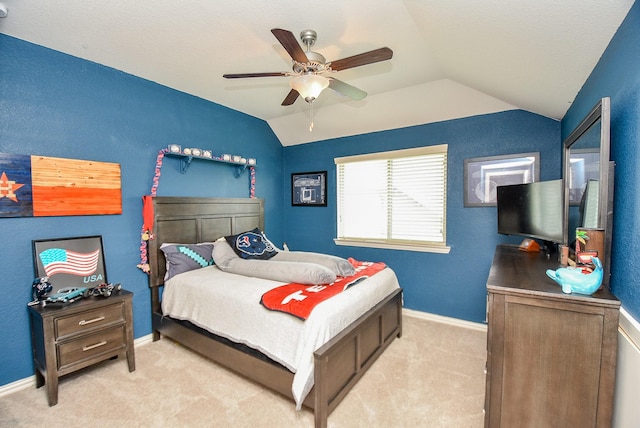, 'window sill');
334,238,451,254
